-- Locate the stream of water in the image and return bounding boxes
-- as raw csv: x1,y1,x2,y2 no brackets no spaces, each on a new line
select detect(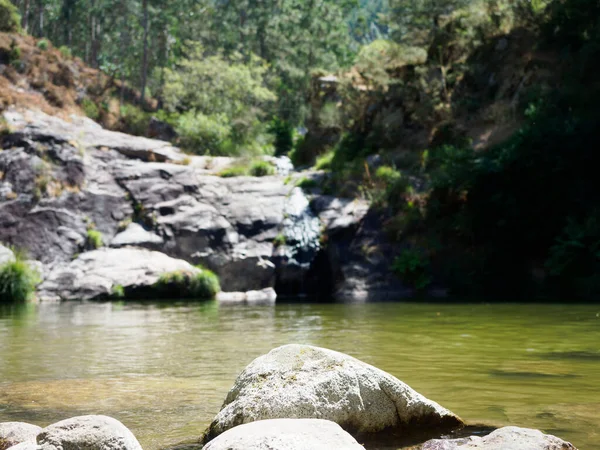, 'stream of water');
0,301,598,449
